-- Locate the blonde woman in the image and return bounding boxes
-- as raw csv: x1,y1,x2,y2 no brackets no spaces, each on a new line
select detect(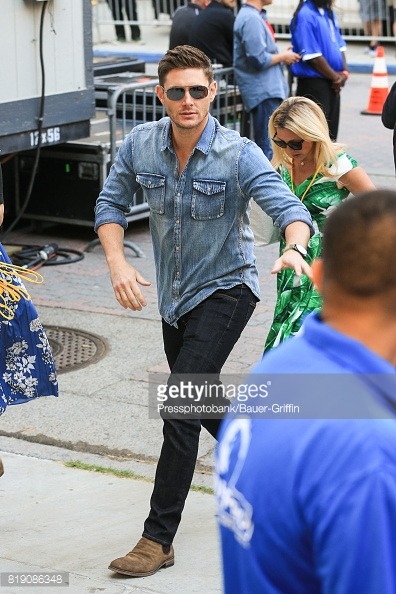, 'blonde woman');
264,96,375,352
